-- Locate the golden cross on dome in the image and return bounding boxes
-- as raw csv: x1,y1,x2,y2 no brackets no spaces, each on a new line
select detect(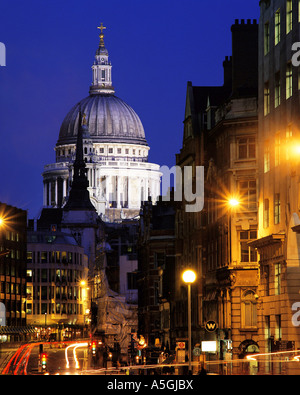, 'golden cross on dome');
97,23,107,47
97,23,106,35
